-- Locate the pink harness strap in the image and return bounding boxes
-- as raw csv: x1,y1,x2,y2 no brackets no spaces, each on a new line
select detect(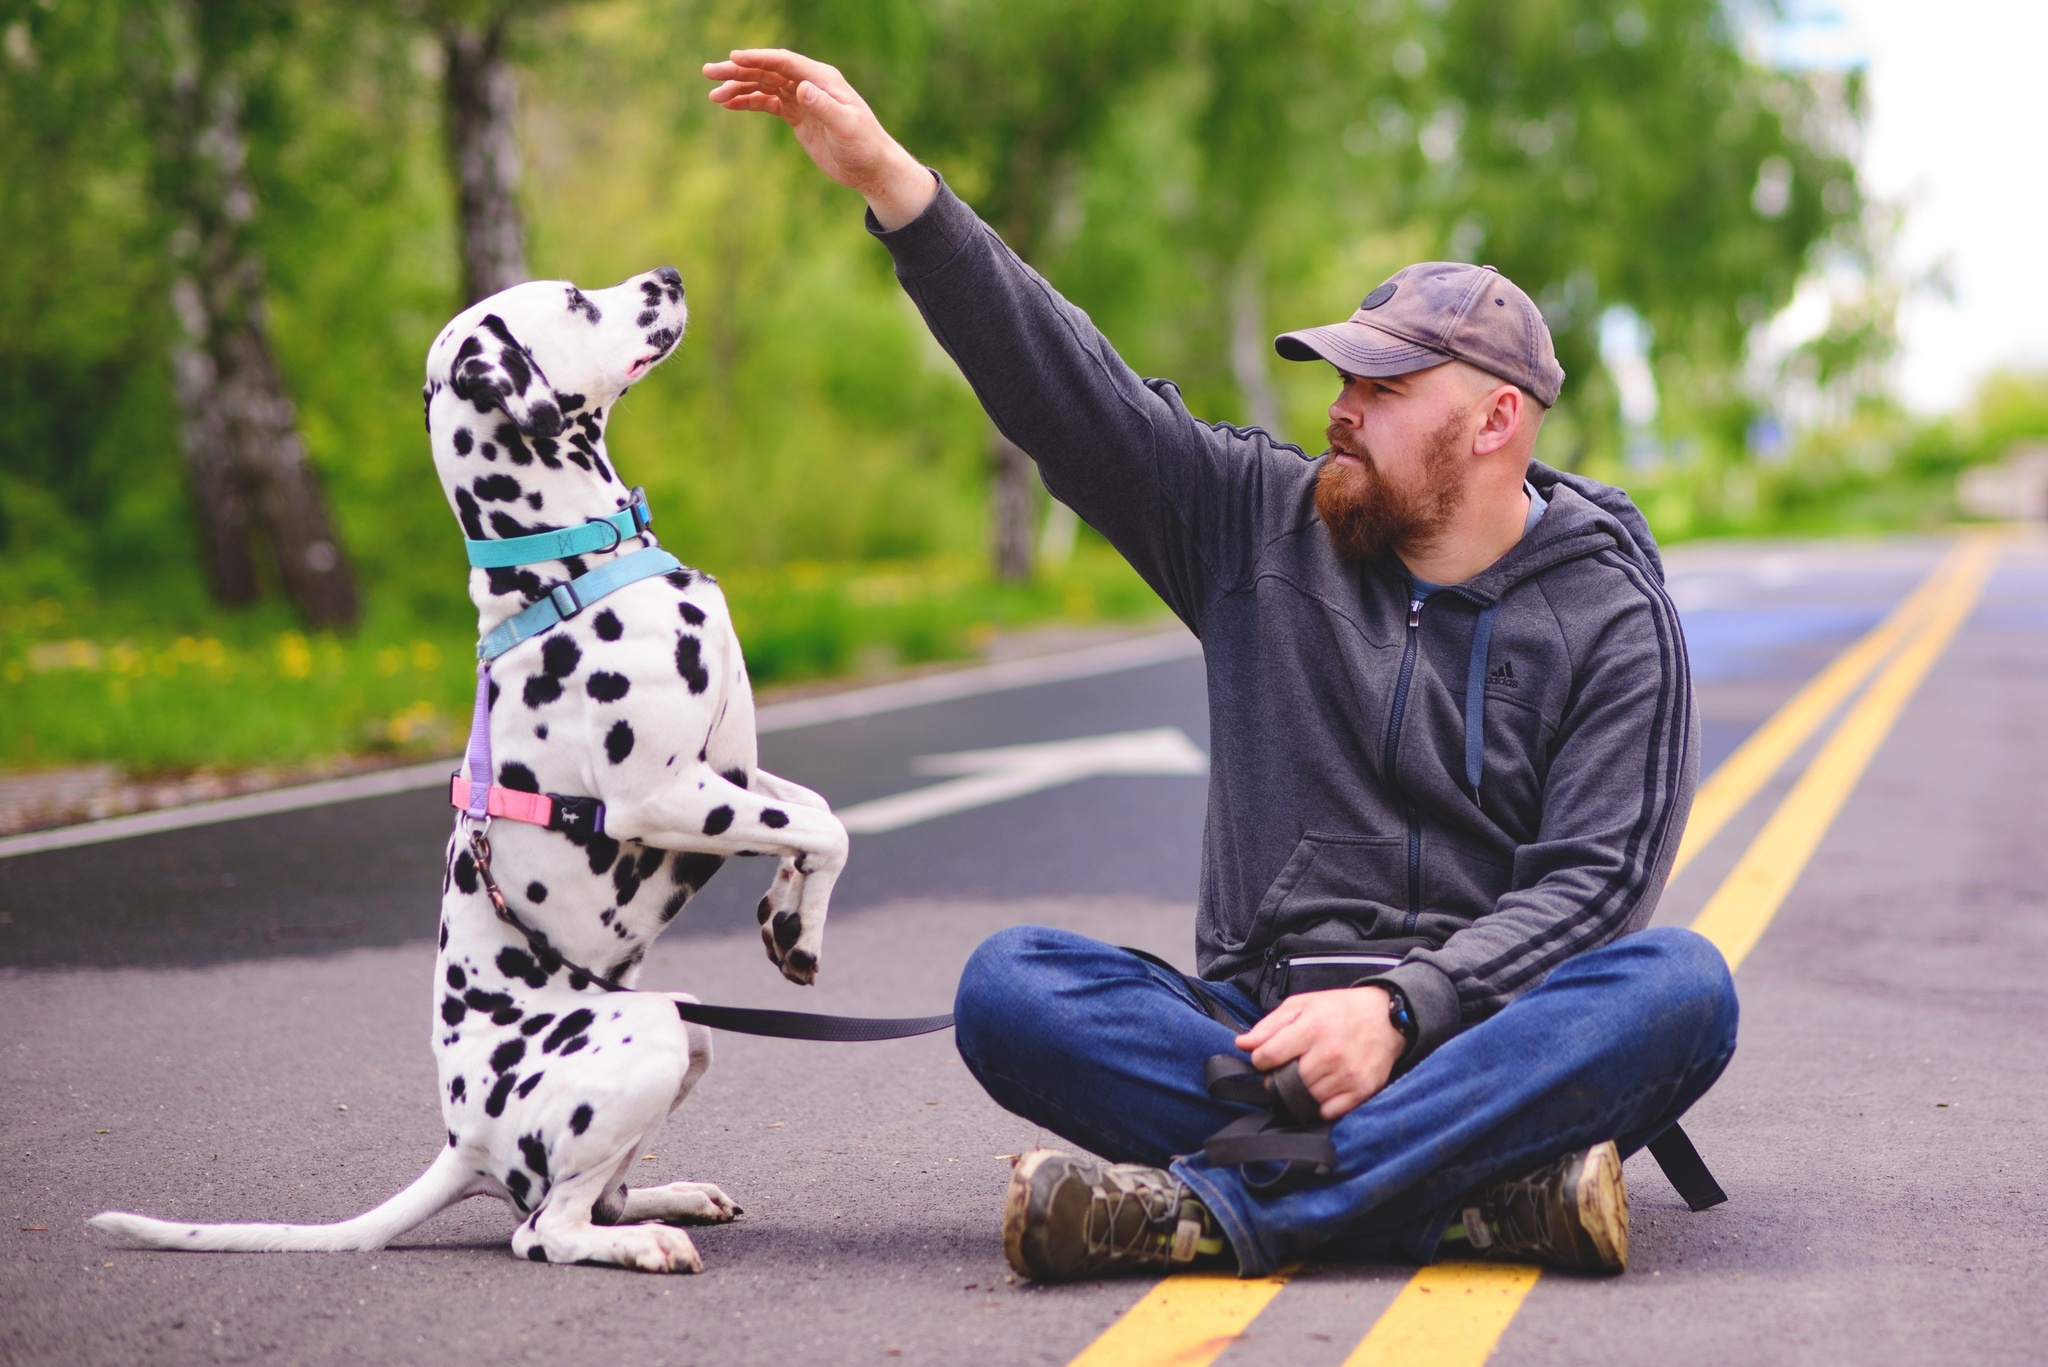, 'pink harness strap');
448,775,555,827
